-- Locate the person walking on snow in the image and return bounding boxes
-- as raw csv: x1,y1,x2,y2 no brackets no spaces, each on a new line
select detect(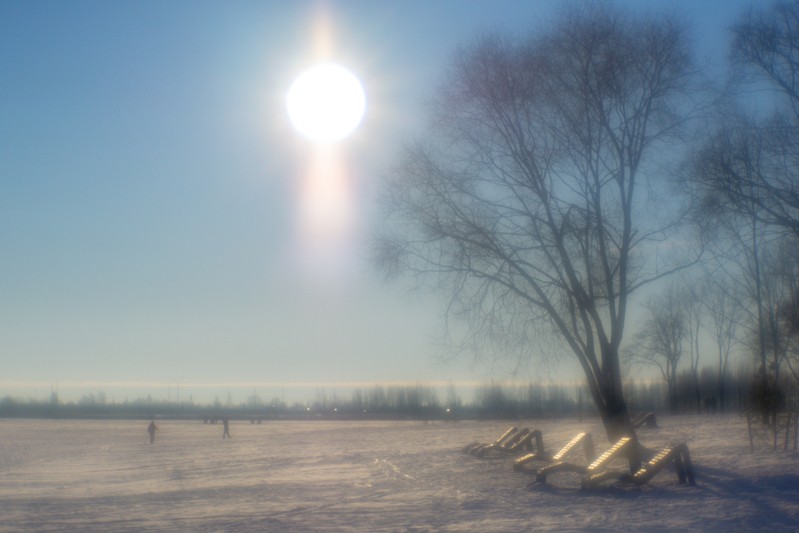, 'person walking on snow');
148,420,158,444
